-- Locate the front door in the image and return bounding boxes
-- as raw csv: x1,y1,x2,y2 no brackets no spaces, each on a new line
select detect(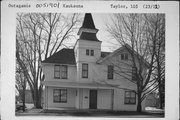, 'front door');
89,90,97,109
